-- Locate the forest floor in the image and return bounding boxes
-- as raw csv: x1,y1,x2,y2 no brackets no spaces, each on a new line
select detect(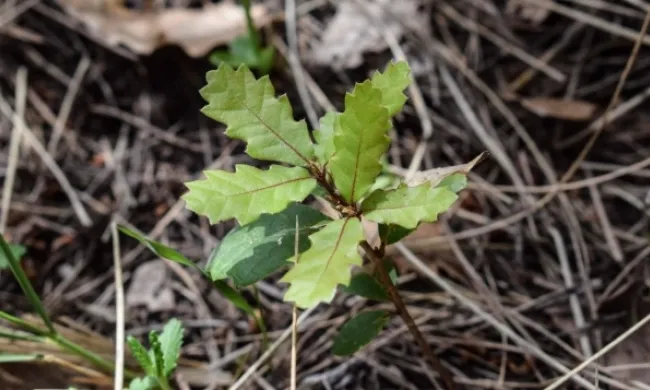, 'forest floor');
1,0,650,389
